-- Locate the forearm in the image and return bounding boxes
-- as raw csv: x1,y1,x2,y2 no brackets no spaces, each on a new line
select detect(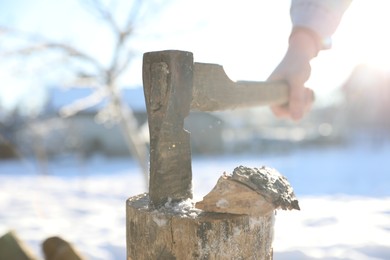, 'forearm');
268,0,352,120
288,27,321,60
